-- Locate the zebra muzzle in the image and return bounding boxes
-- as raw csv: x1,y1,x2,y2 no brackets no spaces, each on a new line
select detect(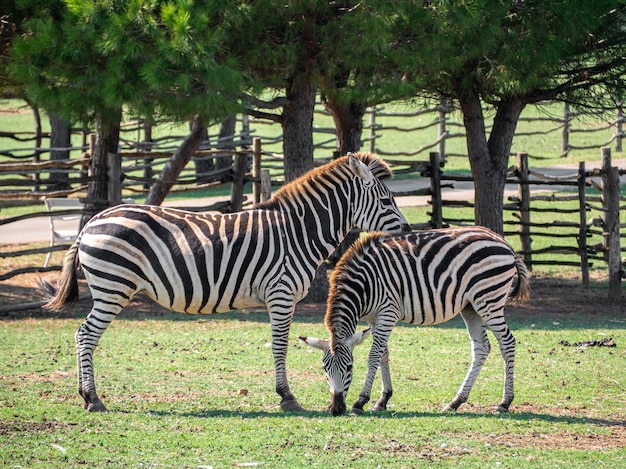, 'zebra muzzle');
329,392,347,416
